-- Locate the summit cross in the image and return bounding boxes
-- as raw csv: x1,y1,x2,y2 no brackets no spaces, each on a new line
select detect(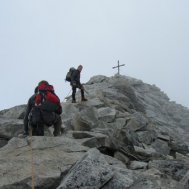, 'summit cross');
112,60,125,75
